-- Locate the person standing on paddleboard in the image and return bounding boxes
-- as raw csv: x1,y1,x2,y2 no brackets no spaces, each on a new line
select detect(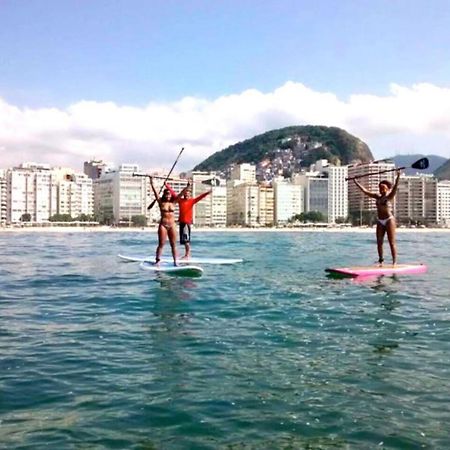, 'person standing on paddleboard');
165,181,211,259
149,177,178,266
353,169,401,266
